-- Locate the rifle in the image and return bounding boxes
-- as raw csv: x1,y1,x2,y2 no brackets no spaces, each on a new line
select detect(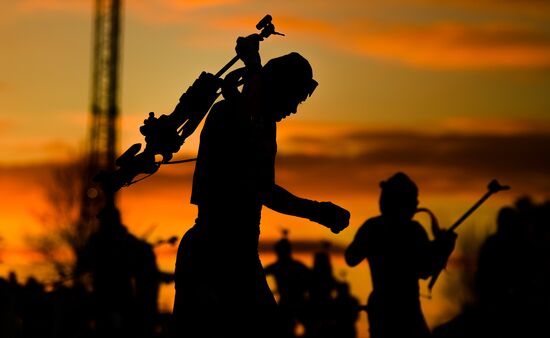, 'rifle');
94,15,284,193
421,179,510,295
